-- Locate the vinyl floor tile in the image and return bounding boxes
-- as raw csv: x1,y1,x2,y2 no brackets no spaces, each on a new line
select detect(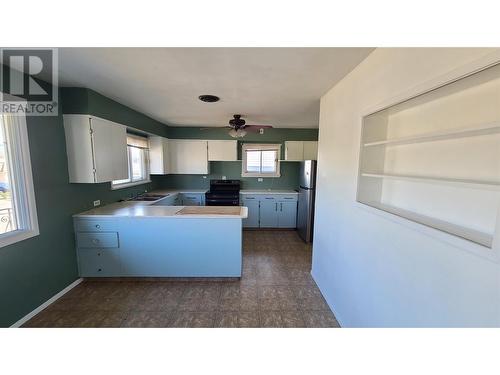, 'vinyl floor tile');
22,230,339,328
